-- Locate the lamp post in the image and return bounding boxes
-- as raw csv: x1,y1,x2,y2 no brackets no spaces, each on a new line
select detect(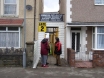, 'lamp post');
23,0,26,68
